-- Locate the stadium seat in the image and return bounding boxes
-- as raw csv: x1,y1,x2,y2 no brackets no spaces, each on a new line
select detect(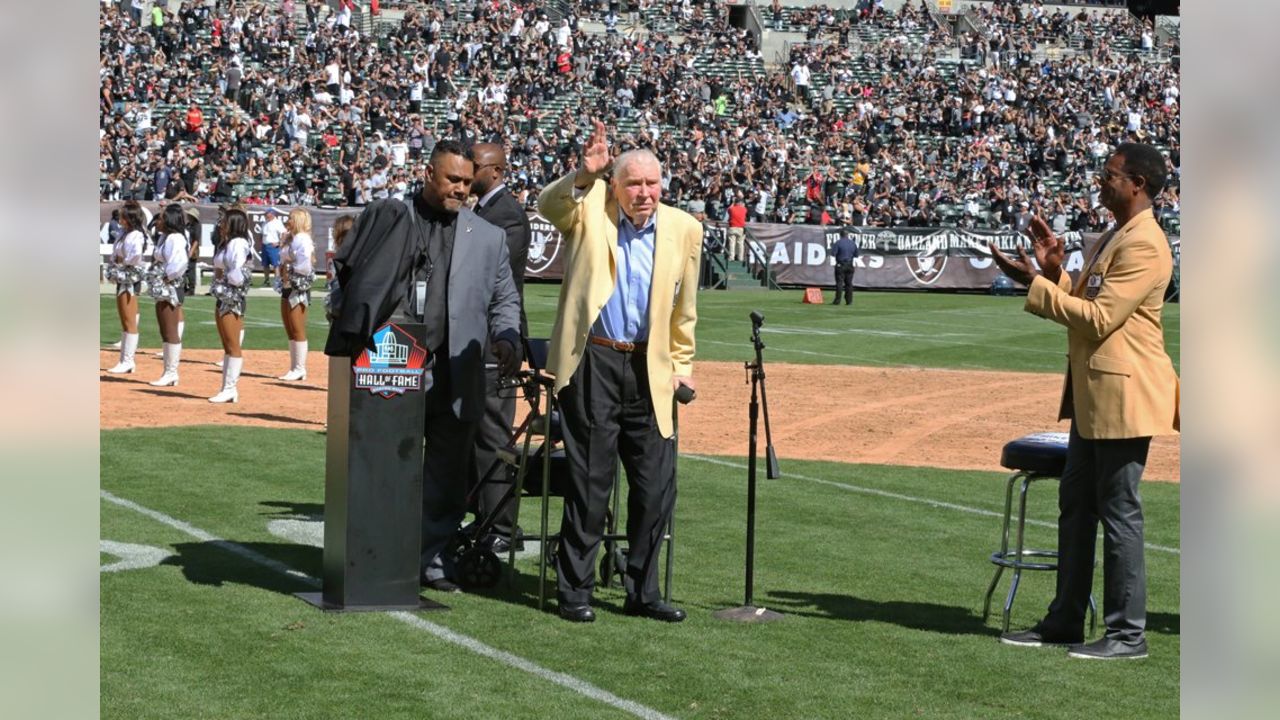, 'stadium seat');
981,432,1096,634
